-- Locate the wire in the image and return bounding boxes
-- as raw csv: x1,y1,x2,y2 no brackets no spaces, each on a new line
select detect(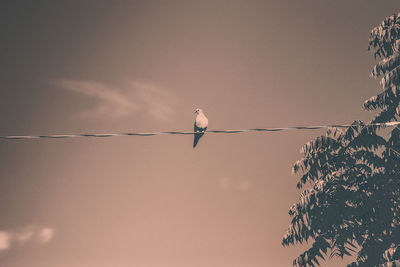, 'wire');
390,148,400,157
1,121,400,140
